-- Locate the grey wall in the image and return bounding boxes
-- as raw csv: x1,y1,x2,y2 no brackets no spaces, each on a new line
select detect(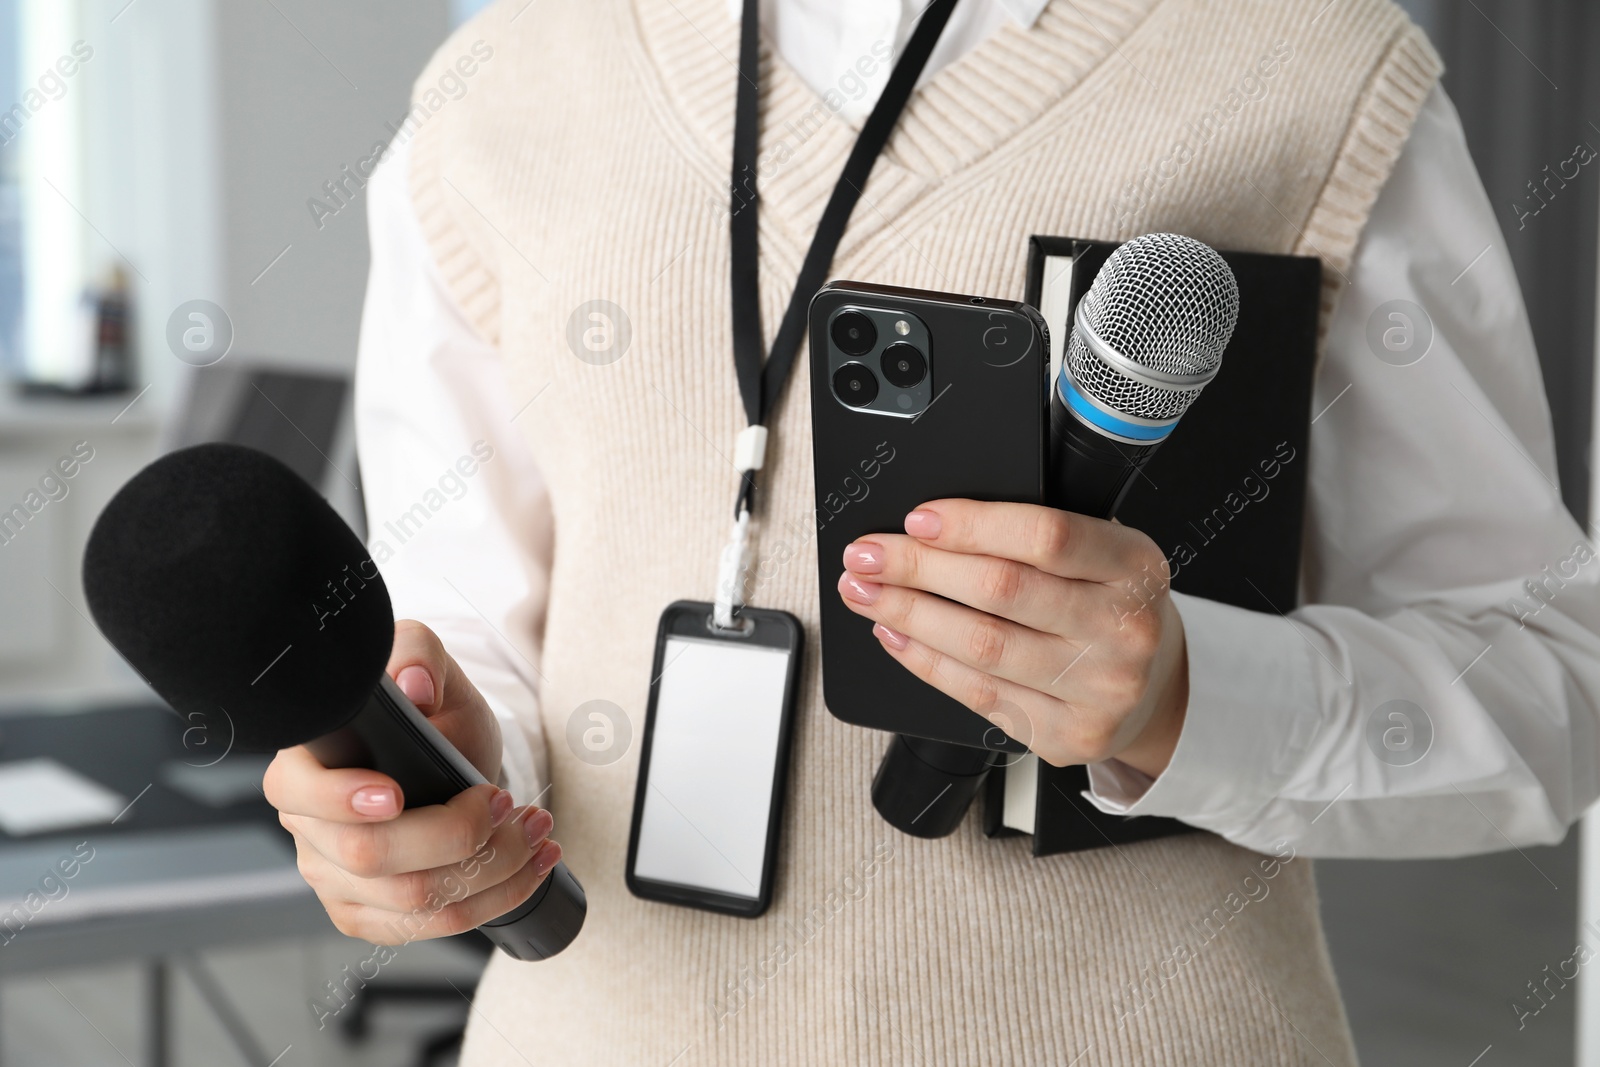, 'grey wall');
1432,2,1599,523
214,1,451,379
